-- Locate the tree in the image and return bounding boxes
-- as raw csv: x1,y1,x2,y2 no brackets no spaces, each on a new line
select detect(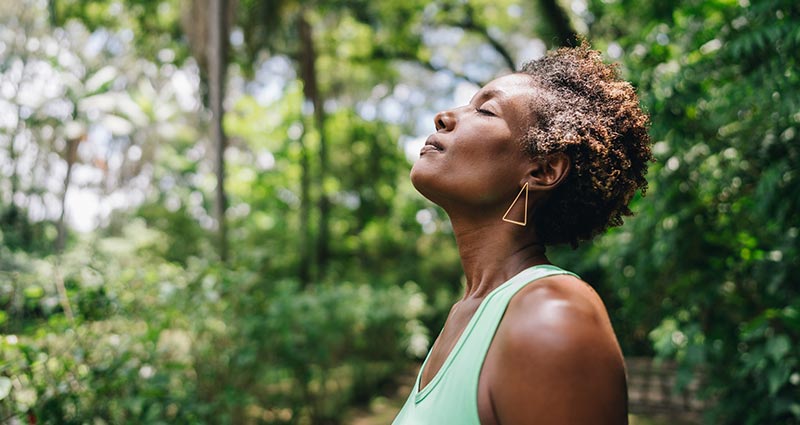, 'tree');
561,0,800,422
537,0,578,47
181,0,238,262
208,0,232,262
